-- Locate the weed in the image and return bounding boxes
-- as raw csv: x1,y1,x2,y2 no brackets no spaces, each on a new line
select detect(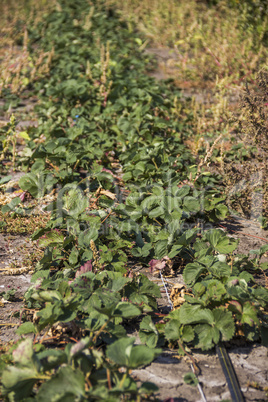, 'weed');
0,114,17,168
0,288,16,301
224,69,268,219
0,212,49,234
106,0,267,88
0,0,55,96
